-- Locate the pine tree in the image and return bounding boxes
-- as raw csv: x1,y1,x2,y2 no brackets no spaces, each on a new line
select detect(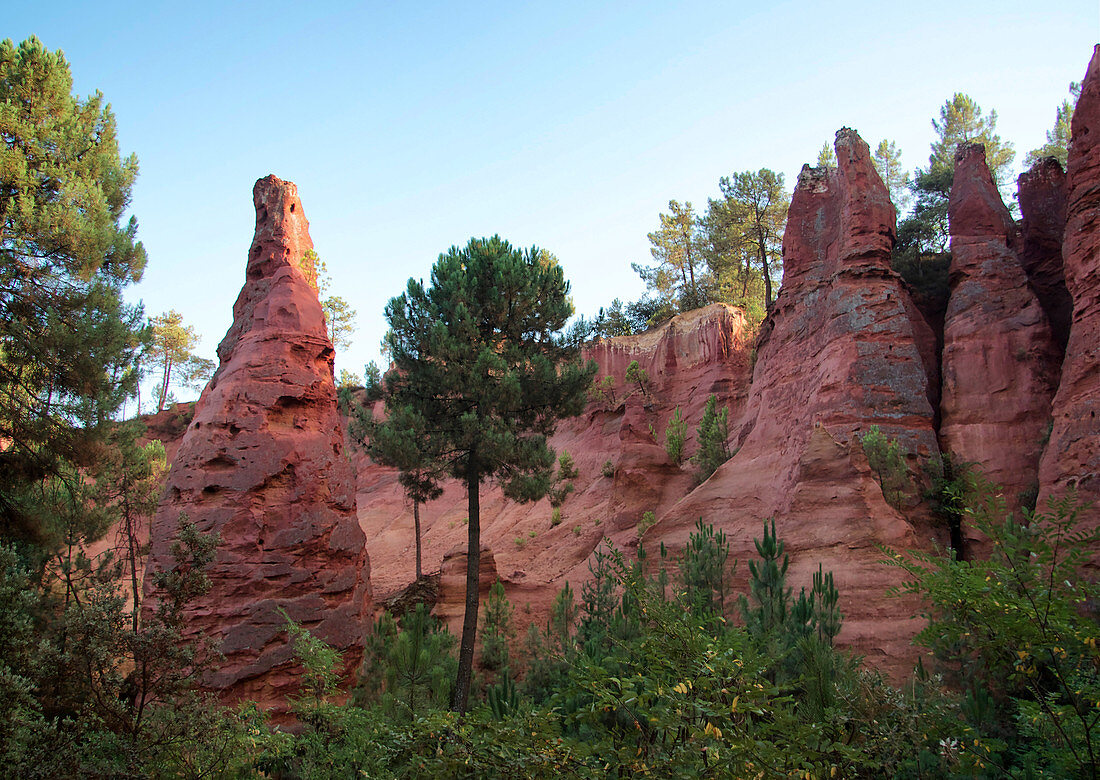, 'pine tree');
1024,82,1080,168
381,236,596,713
702,169,788,311
147,310,214,412
873,139,910,210
691,394,730,483
633,200,706,315
0,37,148,543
